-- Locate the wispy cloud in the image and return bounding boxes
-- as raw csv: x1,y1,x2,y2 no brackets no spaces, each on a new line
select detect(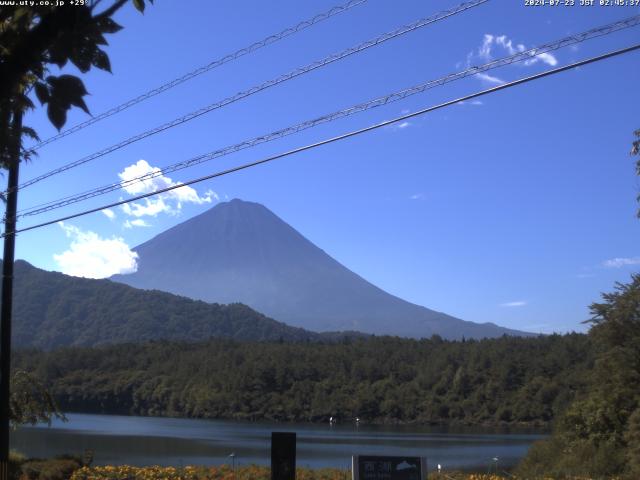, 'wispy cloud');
384,120,413,132
54,222,138,279
475,72,504,85
118,160,217,222
500,301,527,307
123,219,151,229
457,100,484,106
602,257,640,268
410,193,425,200
465,33,558,85
101,209,115,220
